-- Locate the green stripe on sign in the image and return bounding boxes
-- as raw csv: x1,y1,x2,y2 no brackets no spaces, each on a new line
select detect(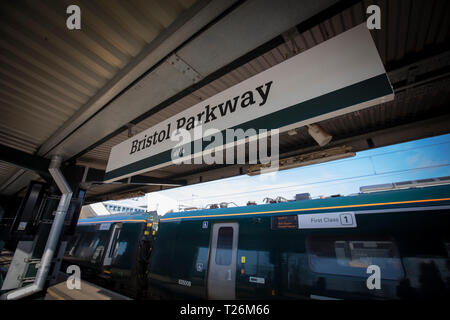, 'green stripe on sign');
104,74,392,181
